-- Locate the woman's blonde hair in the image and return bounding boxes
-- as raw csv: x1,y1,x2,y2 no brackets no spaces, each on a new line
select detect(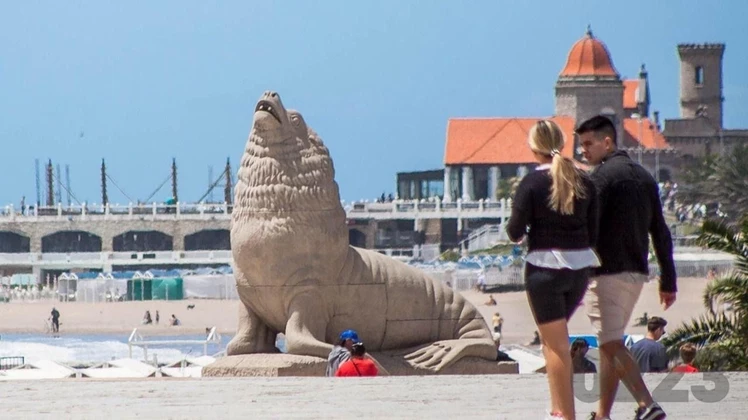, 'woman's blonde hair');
528,120,587,215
